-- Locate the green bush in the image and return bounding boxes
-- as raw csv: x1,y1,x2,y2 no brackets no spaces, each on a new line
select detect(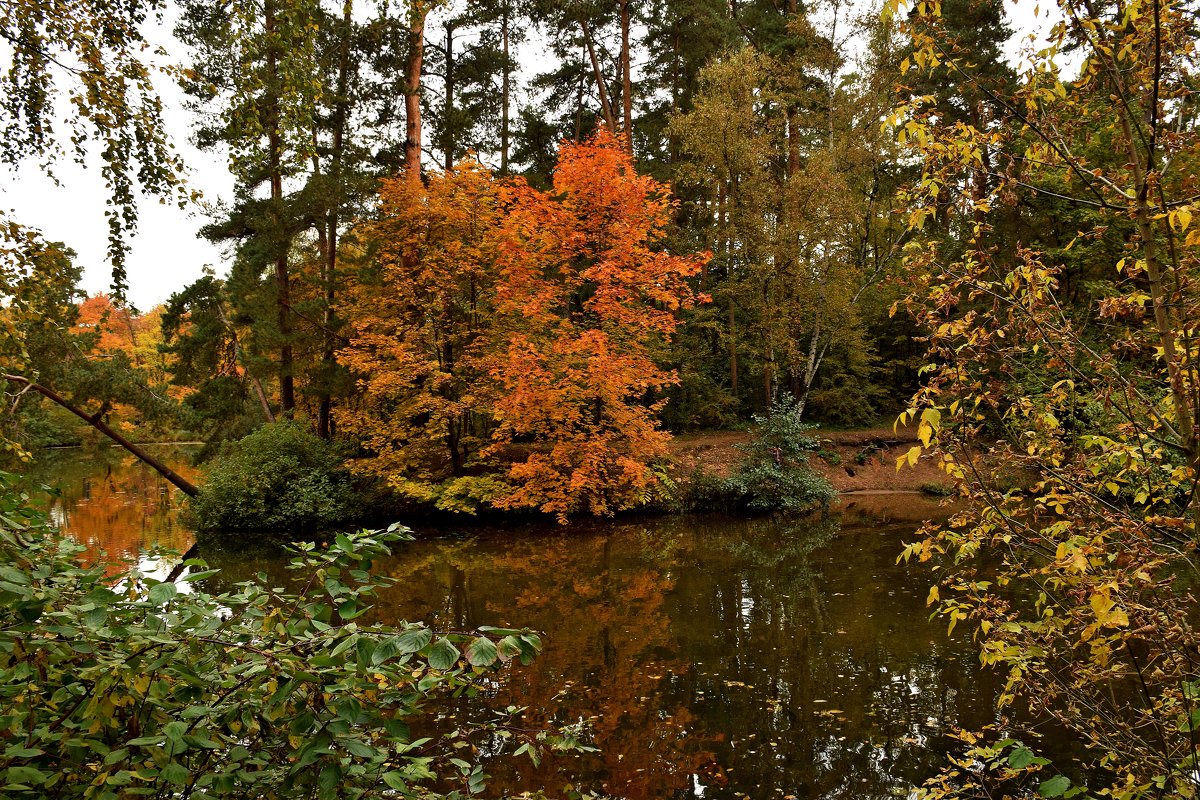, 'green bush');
188,422,357,532
725,396,837,513
678,467,742,512
0,474,590,799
